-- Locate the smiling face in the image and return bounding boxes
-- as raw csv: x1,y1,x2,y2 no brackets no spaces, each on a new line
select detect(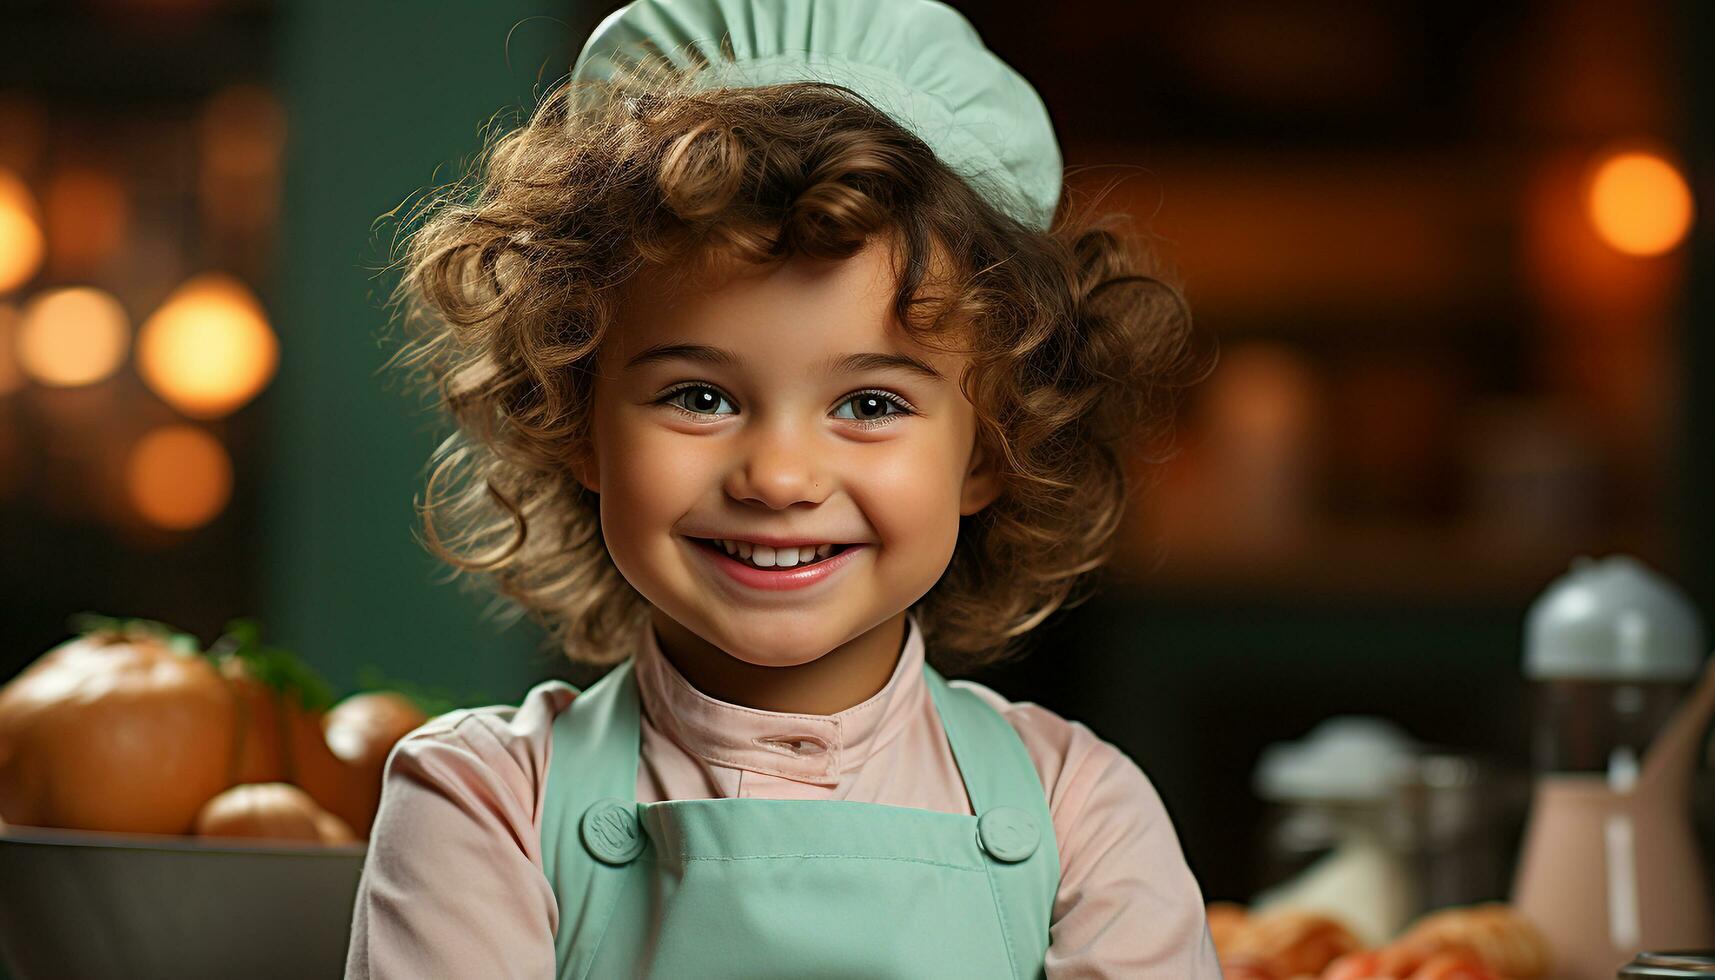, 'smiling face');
577,238,999,673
